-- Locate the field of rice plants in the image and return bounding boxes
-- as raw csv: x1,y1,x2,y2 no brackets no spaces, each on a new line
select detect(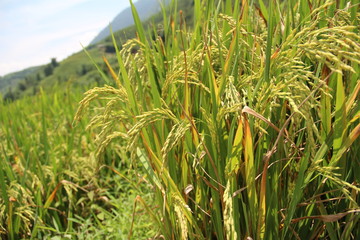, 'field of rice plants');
0,88,154,239
1,0,360,239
